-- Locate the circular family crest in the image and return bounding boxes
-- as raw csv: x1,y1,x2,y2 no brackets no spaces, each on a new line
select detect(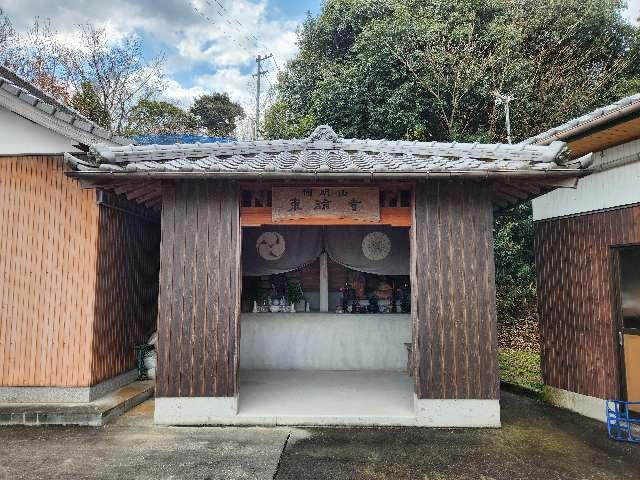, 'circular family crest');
256,231,286,260
362,231,391,261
